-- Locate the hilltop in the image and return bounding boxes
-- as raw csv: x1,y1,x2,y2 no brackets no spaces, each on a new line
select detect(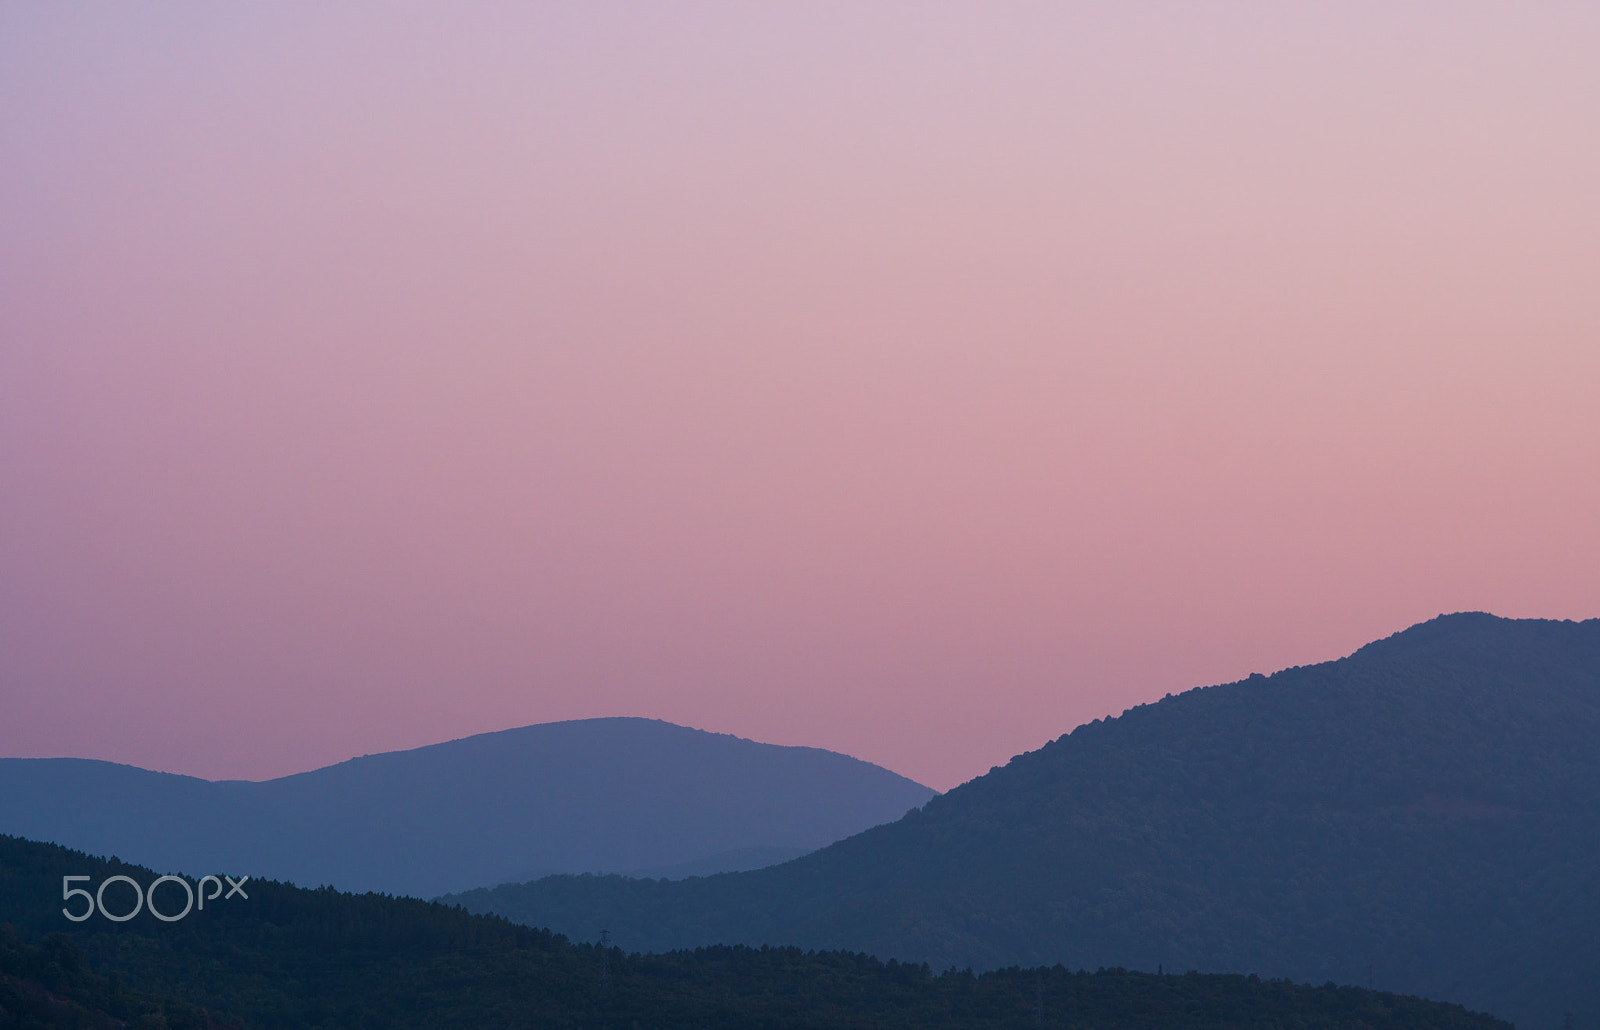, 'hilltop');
0,717,934,898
